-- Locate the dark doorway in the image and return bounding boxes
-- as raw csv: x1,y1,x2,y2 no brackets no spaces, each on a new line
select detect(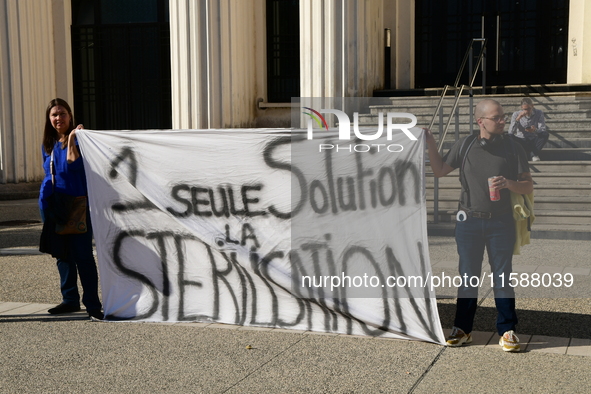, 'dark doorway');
71,0,171,130
415,0,569,88
266,0,300,102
